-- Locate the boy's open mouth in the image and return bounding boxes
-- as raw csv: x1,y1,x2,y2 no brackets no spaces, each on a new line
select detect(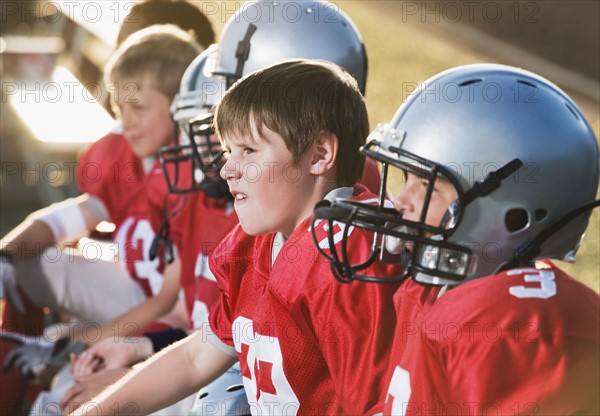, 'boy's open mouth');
231,192,247,201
